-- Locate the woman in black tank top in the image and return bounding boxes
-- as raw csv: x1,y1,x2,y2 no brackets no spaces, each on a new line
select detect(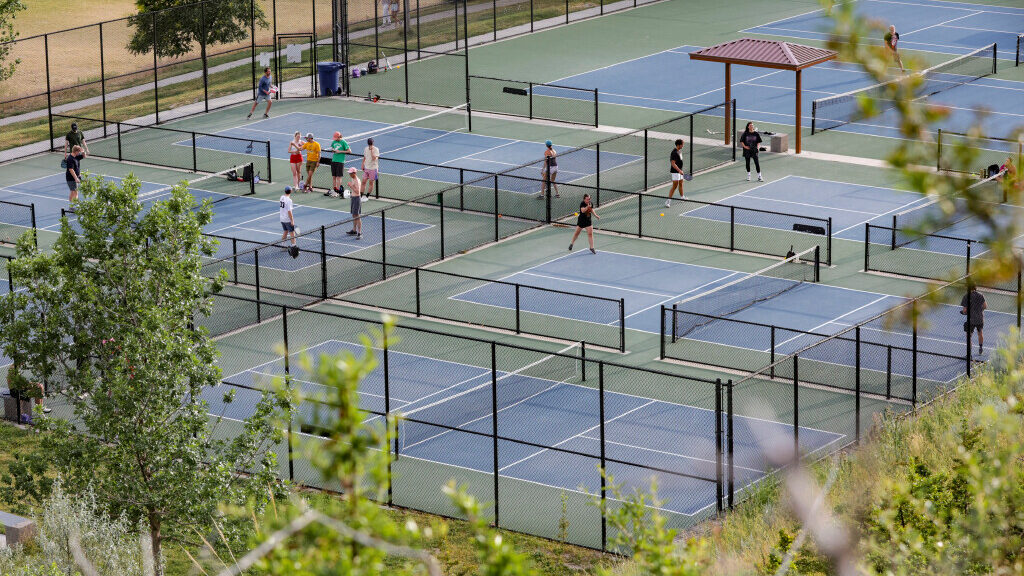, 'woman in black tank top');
537,140,560,199
568,193,600,254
